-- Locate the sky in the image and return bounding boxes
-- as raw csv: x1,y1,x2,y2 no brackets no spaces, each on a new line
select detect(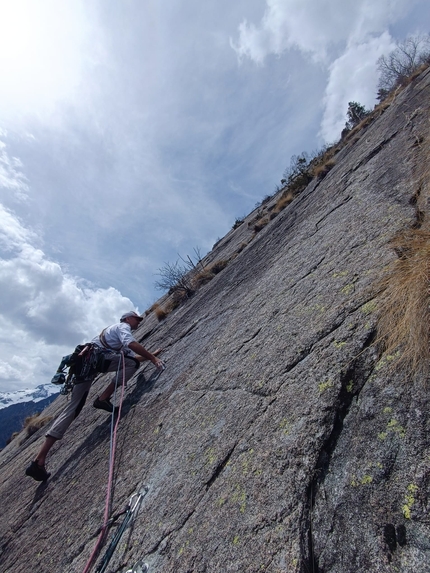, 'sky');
1,0,429,393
